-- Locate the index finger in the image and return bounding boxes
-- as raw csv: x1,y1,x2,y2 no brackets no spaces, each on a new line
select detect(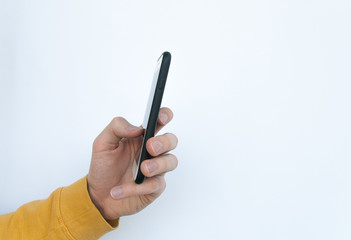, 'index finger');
155,107,174,134
93,117,143,152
